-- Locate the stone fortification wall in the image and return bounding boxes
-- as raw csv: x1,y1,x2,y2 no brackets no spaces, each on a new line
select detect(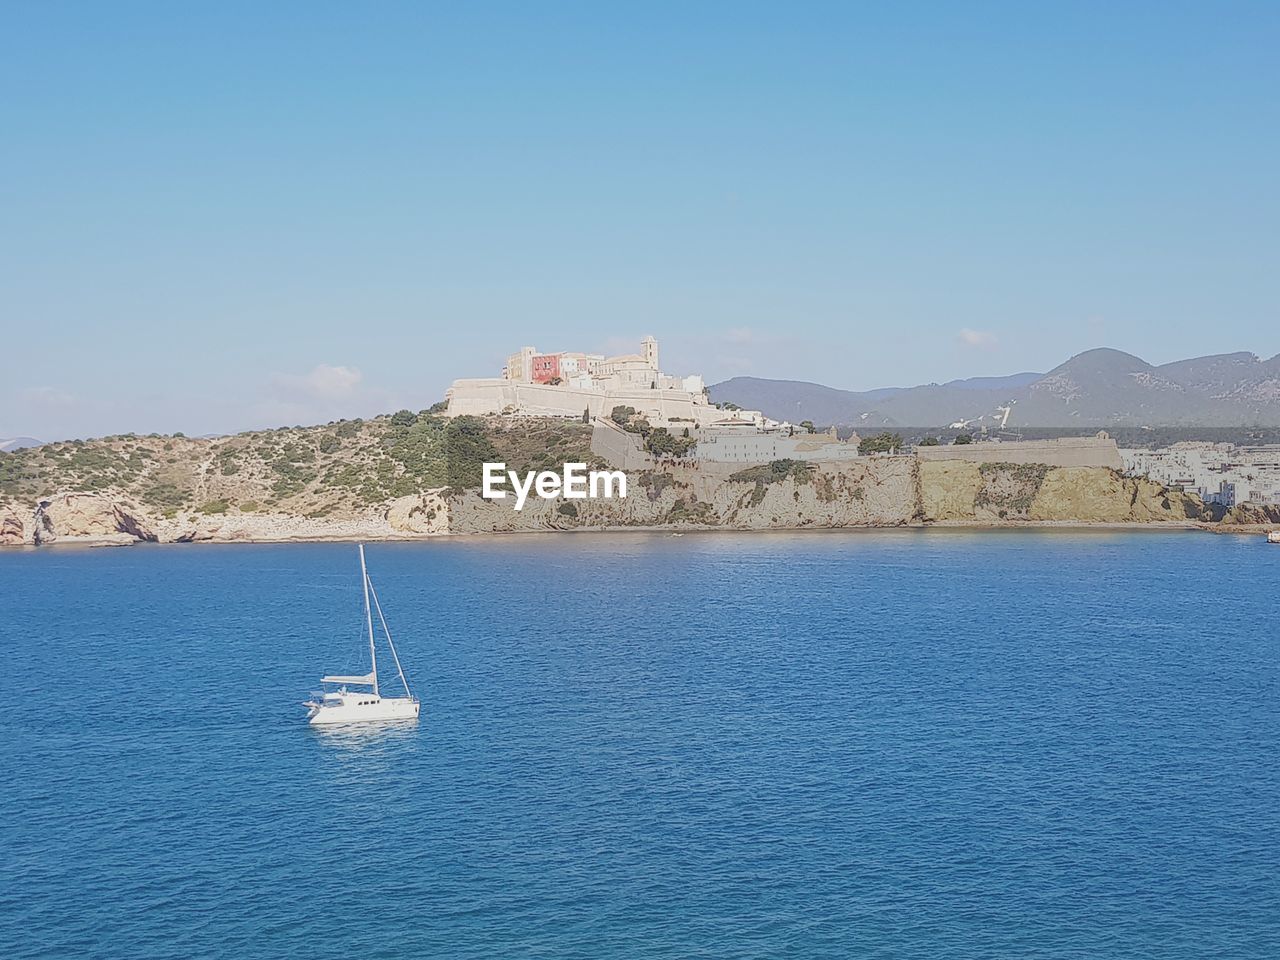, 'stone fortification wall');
695,431,861,464
447,378,720,425
590,420,655,471
914,436,1122,470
